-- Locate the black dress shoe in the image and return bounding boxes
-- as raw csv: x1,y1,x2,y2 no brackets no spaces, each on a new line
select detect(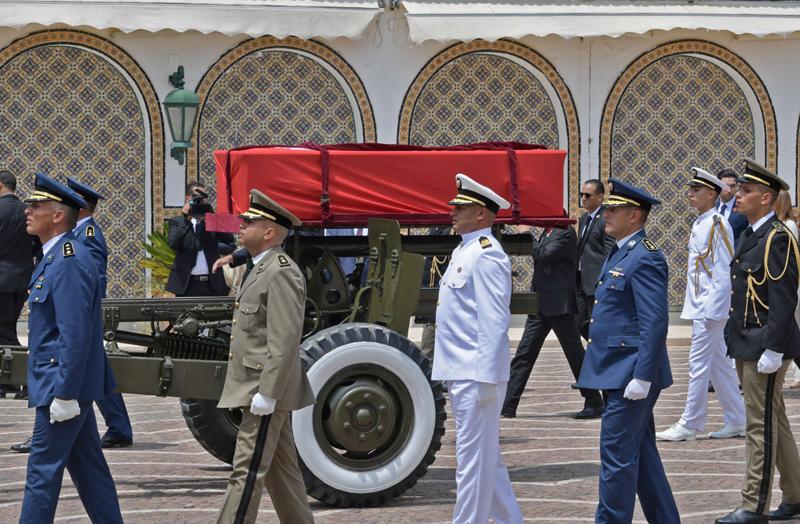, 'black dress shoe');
101,434,133,449
11,437,32,453
715,508,767,524
769,502,800,520
573,406,604,419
